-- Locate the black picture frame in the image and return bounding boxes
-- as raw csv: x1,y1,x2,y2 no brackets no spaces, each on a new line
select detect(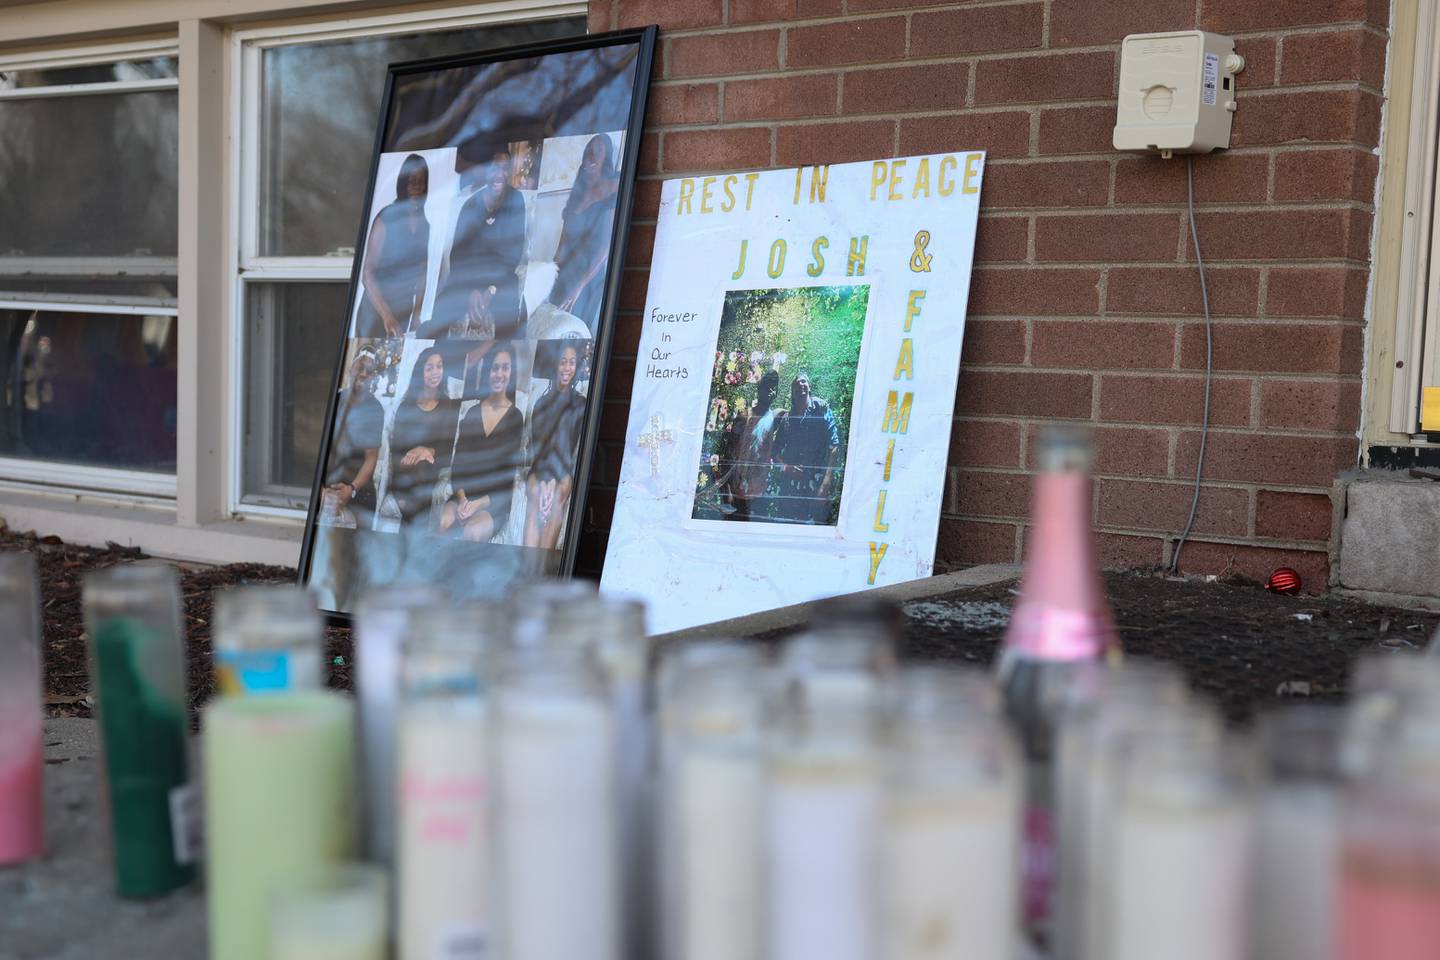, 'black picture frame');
297,26,657,622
